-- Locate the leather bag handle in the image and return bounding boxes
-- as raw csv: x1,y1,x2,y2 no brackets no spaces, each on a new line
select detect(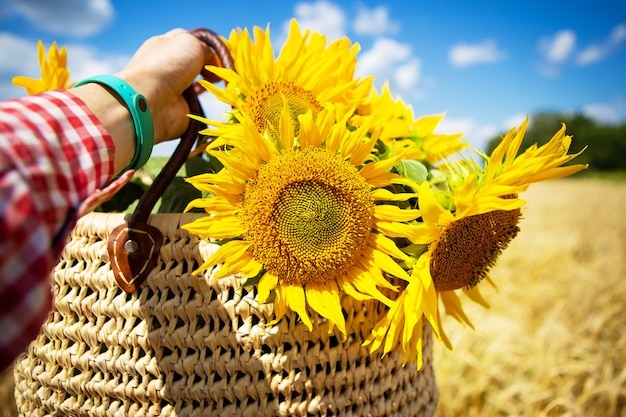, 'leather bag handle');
107,28,233,292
